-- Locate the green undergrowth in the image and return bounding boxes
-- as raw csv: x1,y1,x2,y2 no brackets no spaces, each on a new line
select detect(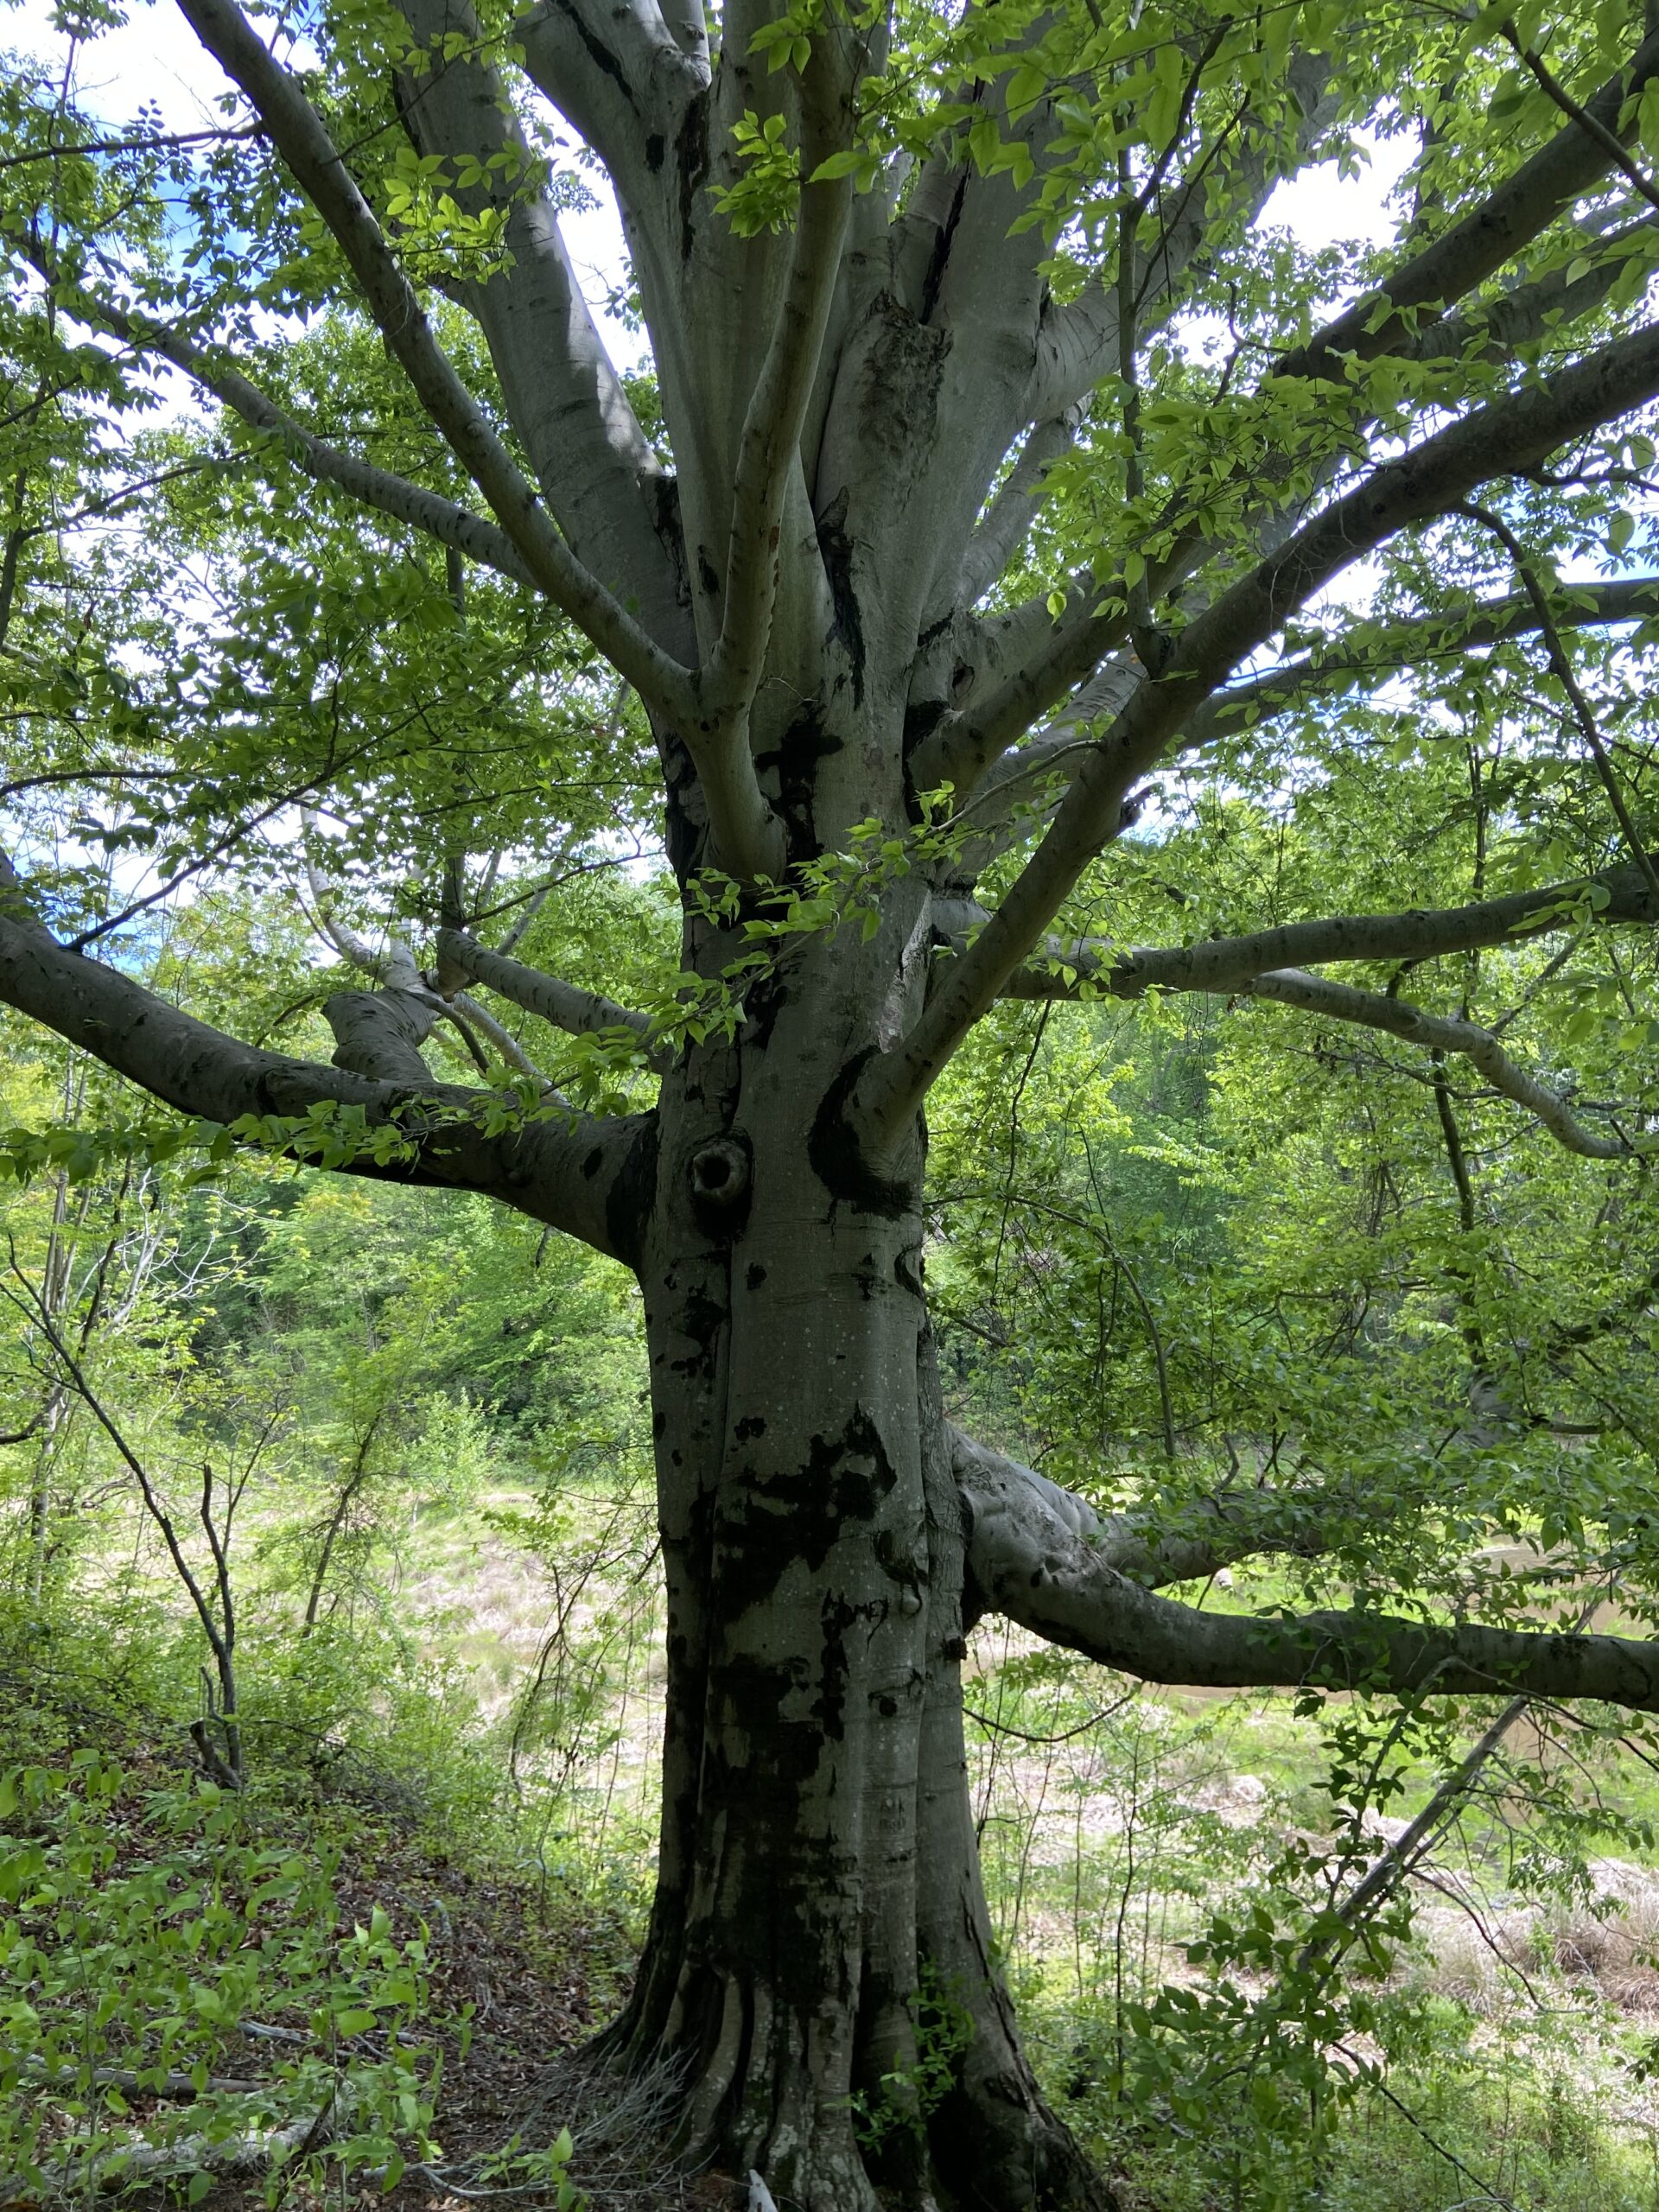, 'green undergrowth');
967,1646,1659,2211
0,1597,633,2210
